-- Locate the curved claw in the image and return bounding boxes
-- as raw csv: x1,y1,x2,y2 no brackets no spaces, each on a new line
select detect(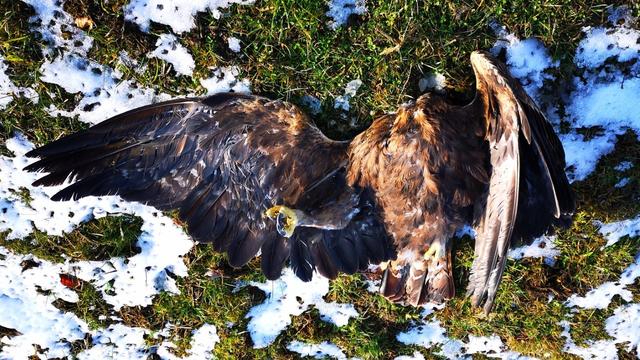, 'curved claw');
264,205,298,238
